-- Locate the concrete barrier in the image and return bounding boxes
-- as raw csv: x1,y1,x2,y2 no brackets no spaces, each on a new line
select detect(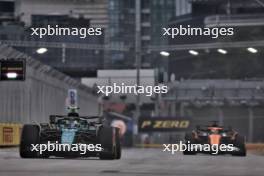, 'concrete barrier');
136,143,264,151
0,123,22,146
